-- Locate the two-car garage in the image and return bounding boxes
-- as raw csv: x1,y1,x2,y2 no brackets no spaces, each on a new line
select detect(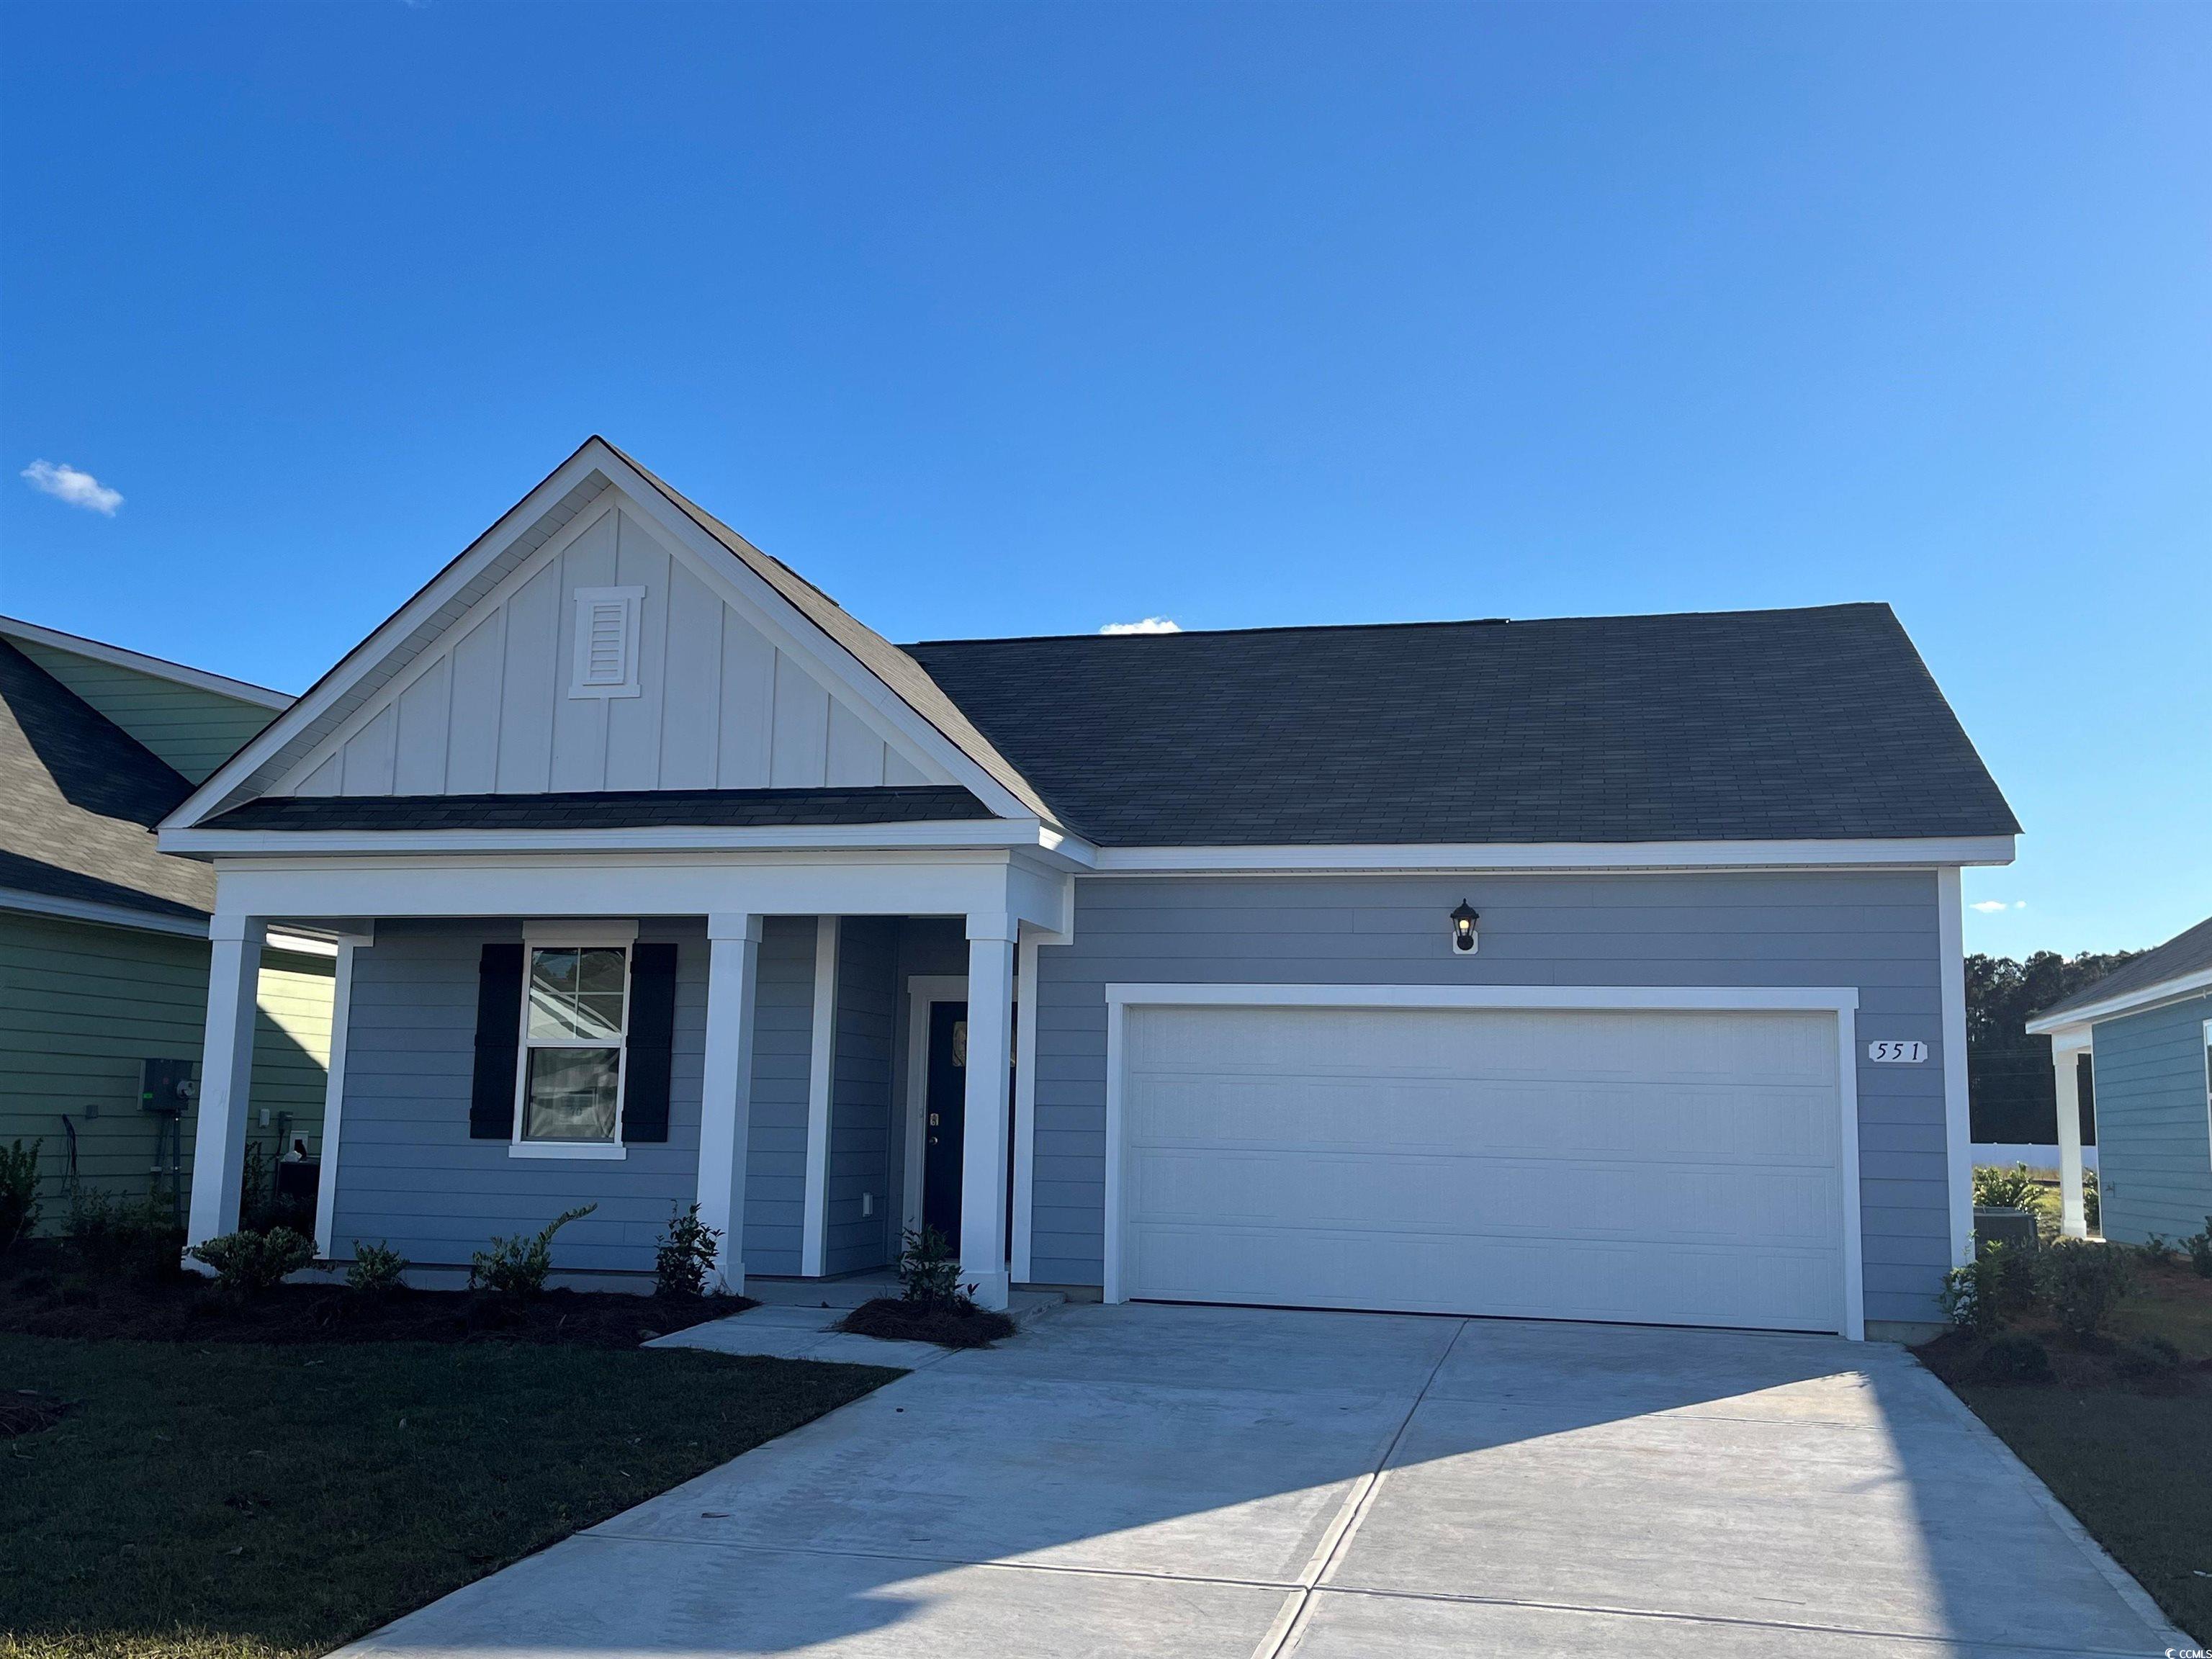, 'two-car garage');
1107,987,1860,1336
